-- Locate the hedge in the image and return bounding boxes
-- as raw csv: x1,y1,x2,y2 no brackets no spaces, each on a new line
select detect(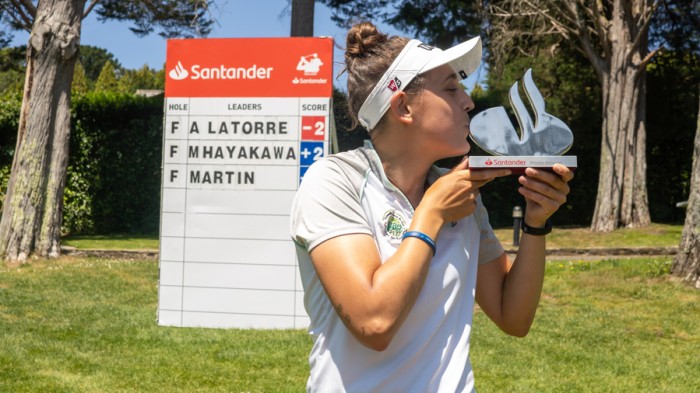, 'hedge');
0,91,163,235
